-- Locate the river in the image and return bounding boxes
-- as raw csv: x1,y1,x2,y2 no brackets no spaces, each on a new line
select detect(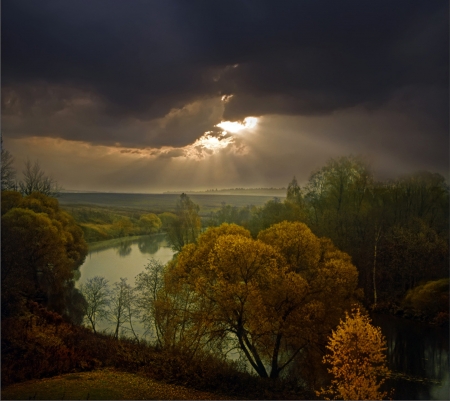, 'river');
77,234,449,400
77,234,174,287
